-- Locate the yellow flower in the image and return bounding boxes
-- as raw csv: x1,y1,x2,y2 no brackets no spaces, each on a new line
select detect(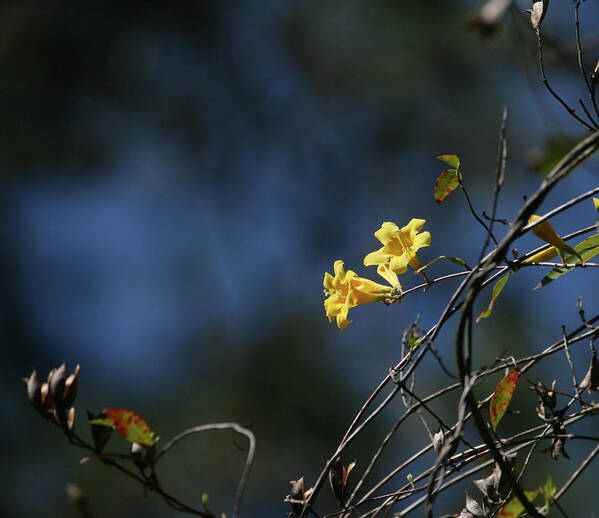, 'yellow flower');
364,220,431,274
323,260,395,329
593,197,599,212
